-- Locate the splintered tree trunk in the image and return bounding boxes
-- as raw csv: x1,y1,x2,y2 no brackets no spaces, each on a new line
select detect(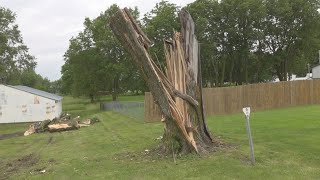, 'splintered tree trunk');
110,8,214,154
